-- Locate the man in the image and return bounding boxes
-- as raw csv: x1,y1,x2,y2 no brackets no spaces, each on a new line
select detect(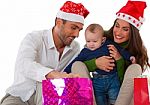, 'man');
0,1,89,105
